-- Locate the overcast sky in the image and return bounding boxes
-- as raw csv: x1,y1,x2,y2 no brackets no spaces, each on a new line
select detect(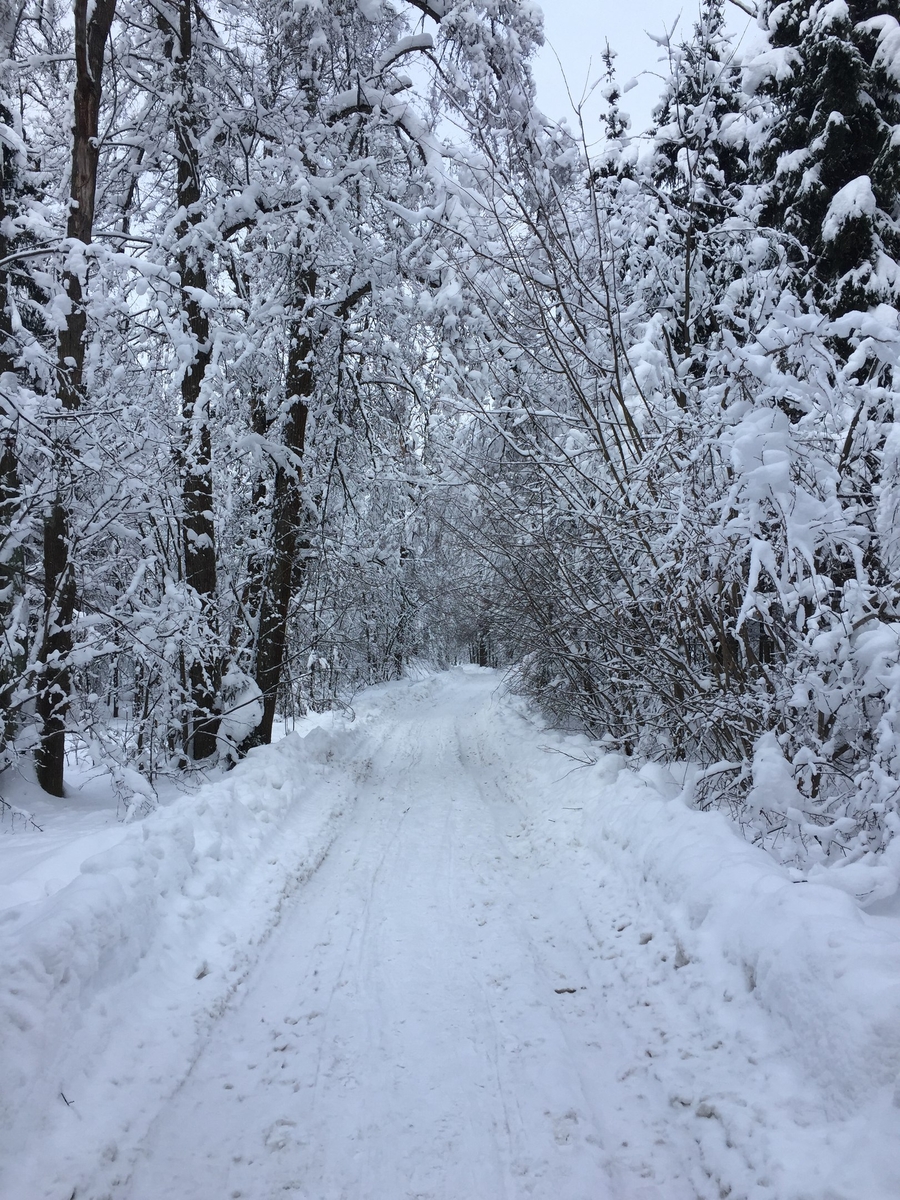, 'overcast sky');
531,0,755,144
